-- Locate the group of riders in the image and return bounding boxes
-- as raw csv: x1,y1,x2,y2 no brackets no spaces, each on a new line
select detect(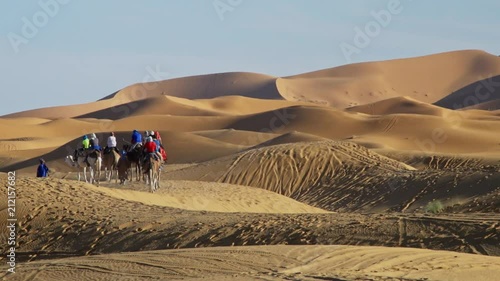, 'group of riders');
78,130,167,166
